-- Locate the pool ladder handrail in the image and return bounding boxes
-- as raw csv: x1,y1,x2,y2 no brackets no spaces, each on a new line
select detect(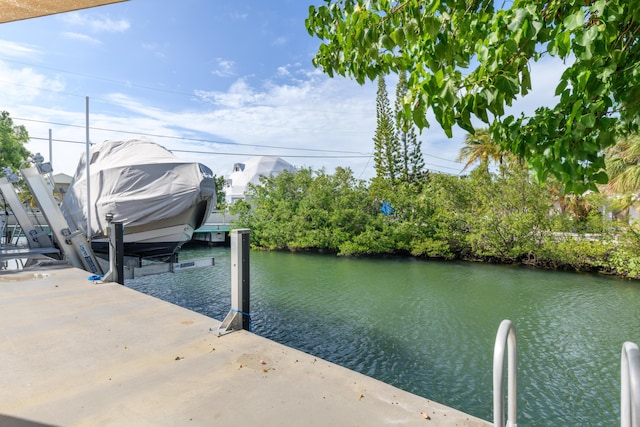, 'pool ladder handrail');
621,341,640,427
493,319,517,427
